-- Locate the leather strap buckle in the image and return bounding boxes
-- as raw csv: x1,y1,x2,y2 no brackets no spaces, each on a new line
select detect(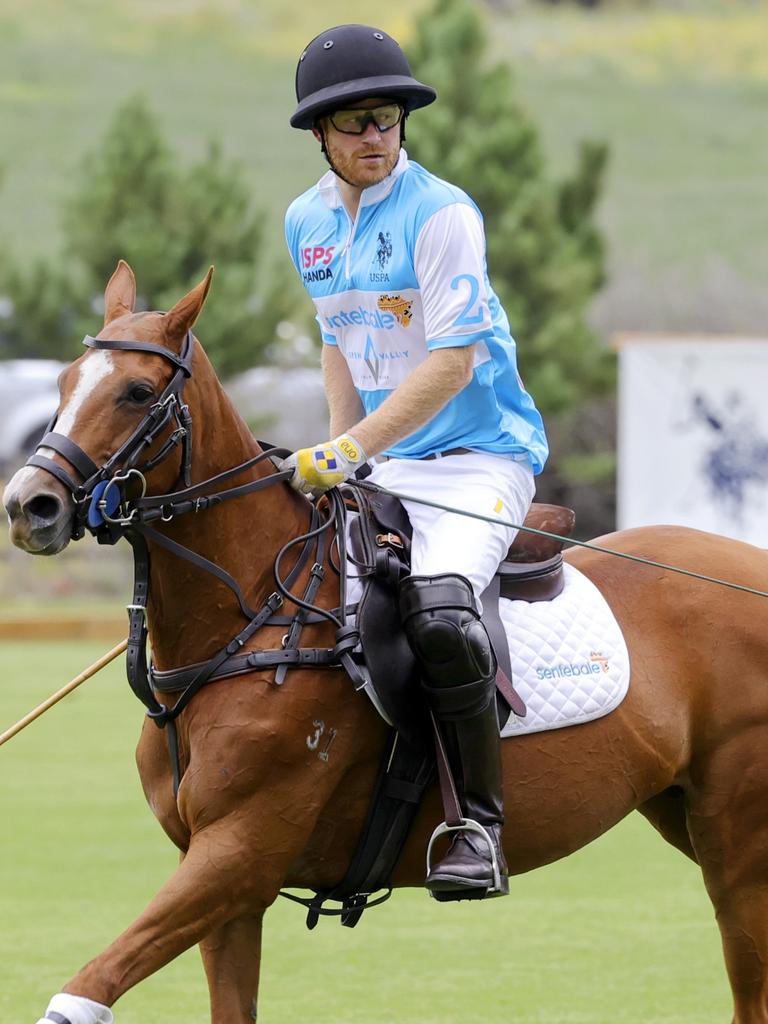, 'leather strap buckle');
375,532,403,549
